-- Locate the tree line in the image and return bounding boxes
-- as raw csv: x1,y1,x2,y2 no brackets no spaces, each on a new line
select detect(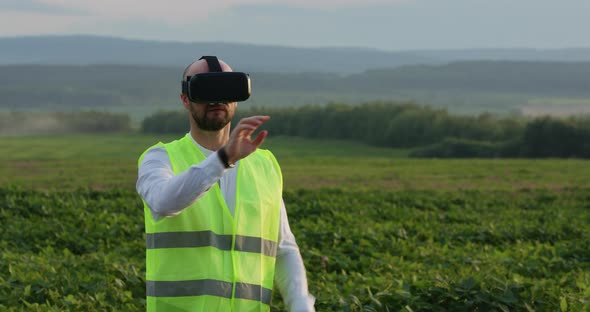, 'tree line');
141,101,590,158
